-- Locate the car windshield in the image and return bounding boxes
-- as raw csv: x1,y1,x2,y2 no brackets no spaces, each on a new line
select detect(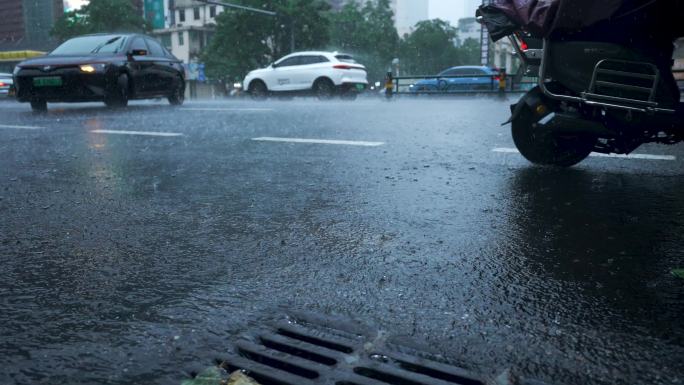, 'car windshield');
335,54,357,63
50,35,125,55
